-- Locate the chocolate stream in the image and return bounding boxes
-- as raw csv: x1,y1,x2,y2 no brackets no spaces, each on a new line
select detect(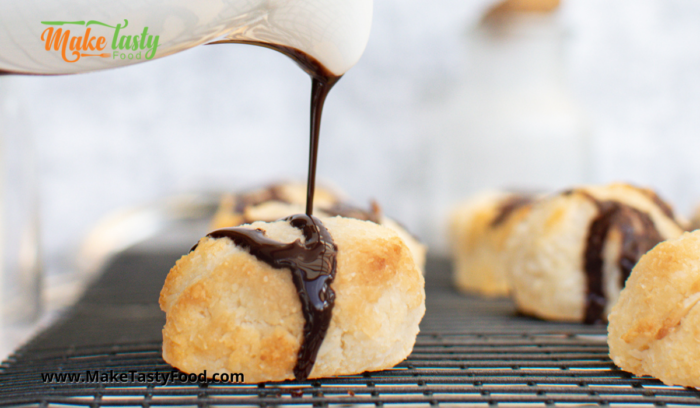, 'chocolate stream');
209,40,341,216
204,41,343,377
